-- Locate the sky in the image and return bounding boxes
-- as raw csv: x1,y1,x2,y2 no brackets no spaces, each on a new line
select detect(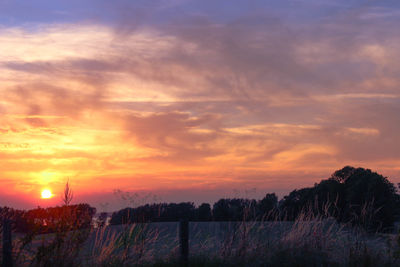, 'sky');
0,0,400,211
